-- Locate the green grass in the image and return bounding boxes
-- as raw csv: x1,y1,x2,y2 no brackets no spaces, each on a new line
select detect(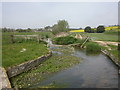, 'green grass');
70,29,119,42
86,42,101,54
10,46,81,88
11,55,79,88
83,33,118,41
2,42,48,68
2,32,50,68
107,44,120,62
53,36,85,45
2,32,53,44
